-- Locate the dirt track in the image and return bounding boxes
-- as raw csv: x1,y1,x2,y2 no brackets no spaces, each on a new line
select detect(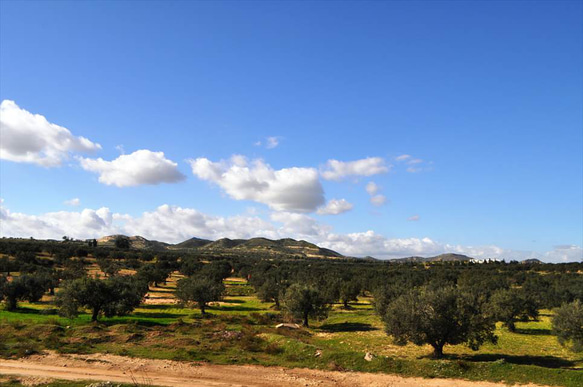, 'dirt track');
0,351,543,387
